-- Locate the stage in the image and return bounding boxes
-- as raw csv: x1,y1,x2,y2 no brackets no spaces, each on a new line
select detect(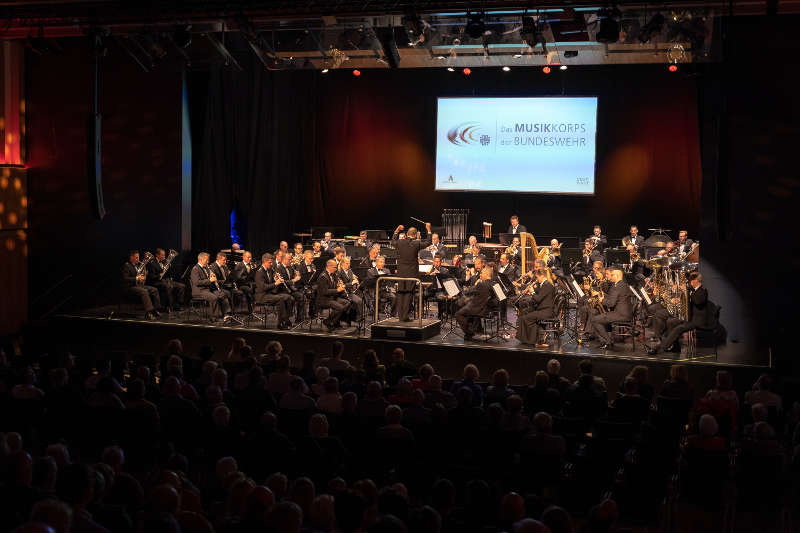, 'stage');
45,301,771,400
